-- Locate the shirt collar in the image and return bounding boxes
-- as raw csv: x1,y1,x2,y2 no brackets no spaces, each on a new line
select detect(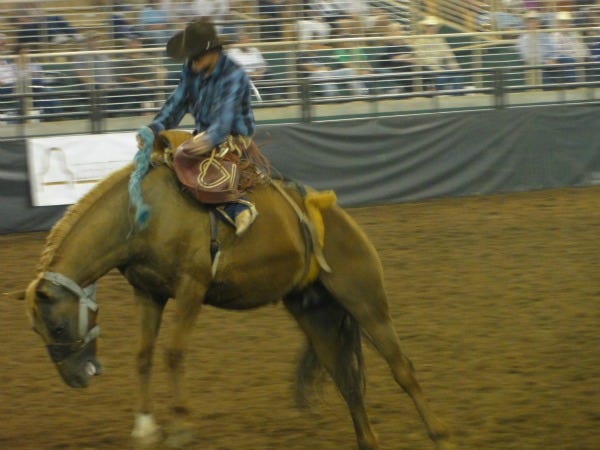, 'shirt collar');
206,53,226,79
